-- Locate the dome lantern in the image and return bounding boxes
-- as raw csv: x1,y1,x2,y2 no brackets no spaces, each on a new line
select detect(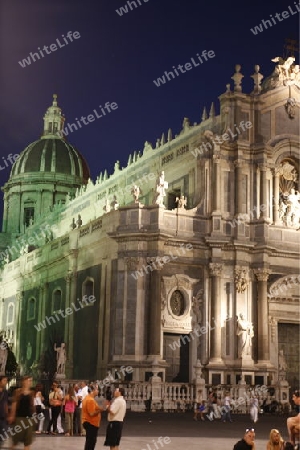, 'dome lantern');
42,94,65,138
